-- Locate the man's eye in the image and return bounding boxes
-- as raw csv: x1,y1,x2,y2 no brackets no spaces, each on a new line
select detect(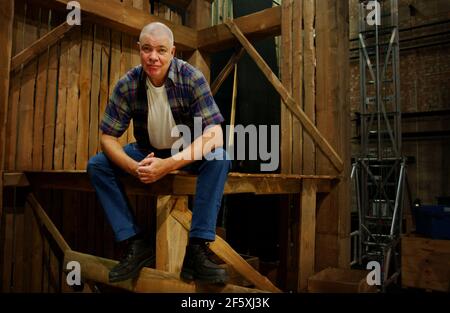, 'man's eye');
159,49,167,54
